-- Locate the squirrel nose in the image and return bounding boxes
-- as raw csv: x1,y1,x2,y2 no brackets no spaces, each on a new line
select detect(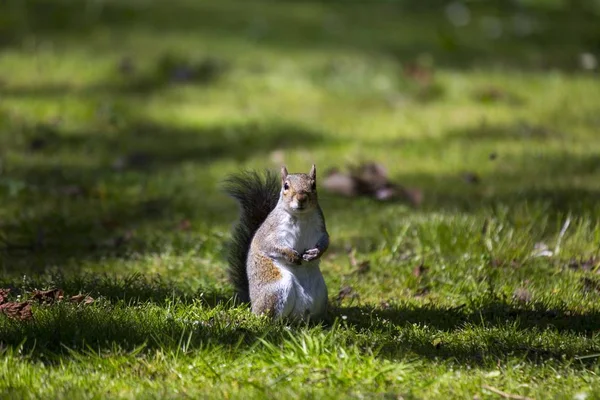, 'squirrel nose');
296,193,307,202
